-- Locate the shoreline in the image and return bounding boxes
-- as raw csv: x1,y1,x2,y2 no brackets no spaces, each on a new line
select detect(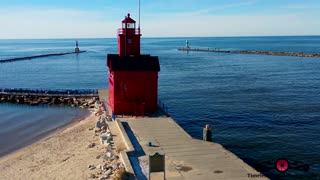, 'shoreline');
0,109,92,159
0,107,125,179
